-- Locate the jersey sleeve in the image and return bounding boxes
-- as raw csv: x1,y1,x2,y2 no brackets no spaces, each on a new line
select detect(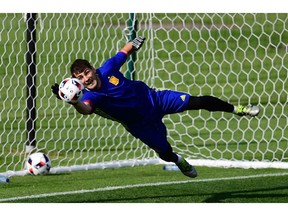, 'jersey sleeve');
99,51,128,75
80,90,97,111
